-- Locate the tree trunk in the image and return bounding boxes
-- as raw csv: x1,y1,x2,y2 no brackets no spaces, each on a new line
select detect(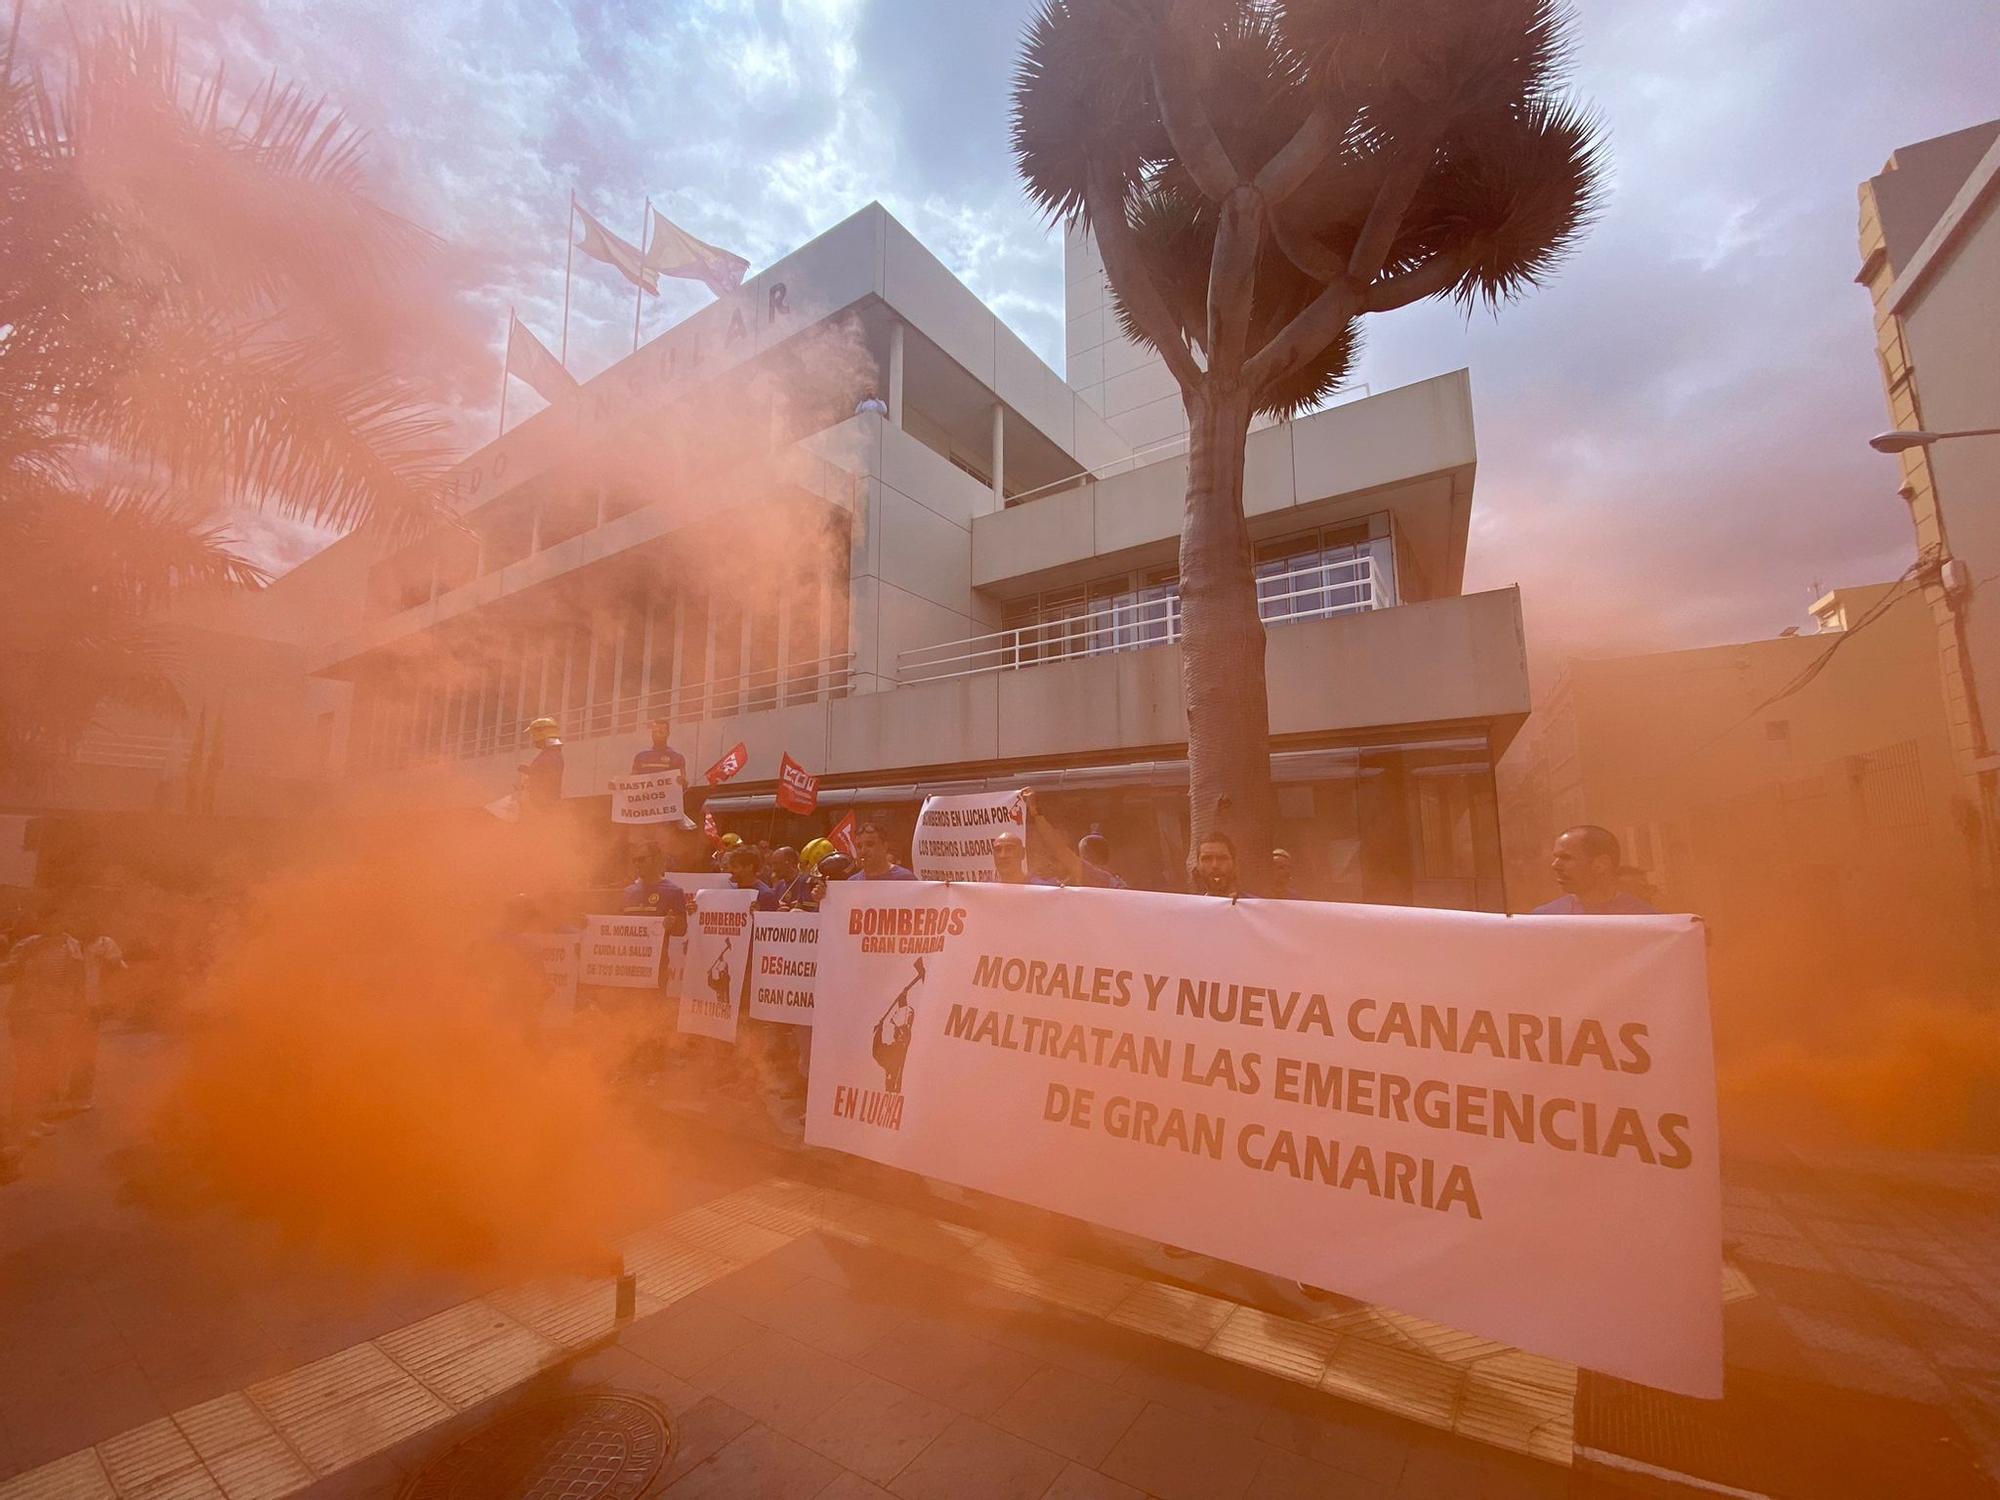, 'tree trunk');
1178,382,1275,892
